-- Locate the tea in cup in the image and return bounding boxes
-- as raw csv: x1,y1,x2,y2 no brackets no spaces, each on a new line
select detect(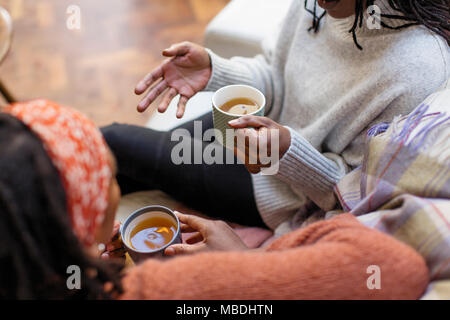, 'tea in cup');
121,205,181,262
